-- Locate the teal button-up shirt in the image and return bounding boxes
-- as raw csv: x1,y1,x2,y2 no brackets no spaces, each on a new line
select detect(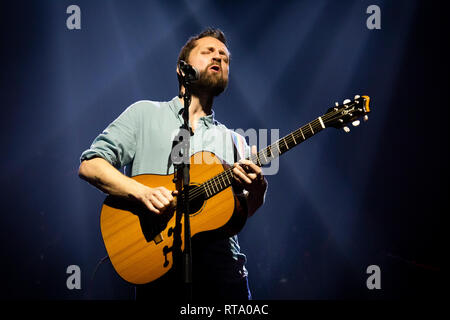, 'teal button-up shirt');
81,96,250,278
81,96,249,175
